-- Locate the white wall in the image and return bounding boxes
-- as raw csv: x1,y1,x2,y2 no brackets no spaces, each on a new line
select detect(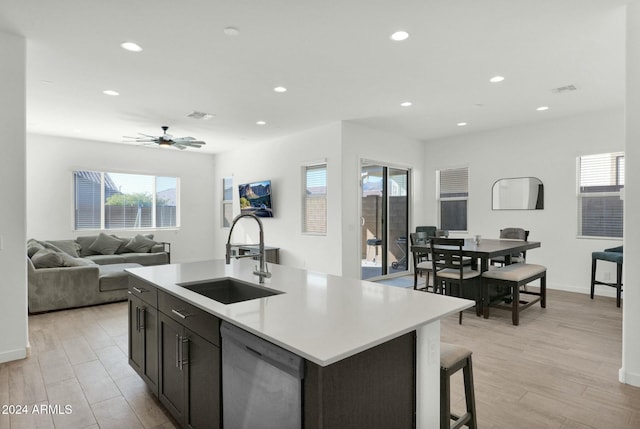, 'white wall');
341,121,427,280
622,3,640,387
27,134,217,263
0,31,28,363
212,123,344,275
423,108,624,295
